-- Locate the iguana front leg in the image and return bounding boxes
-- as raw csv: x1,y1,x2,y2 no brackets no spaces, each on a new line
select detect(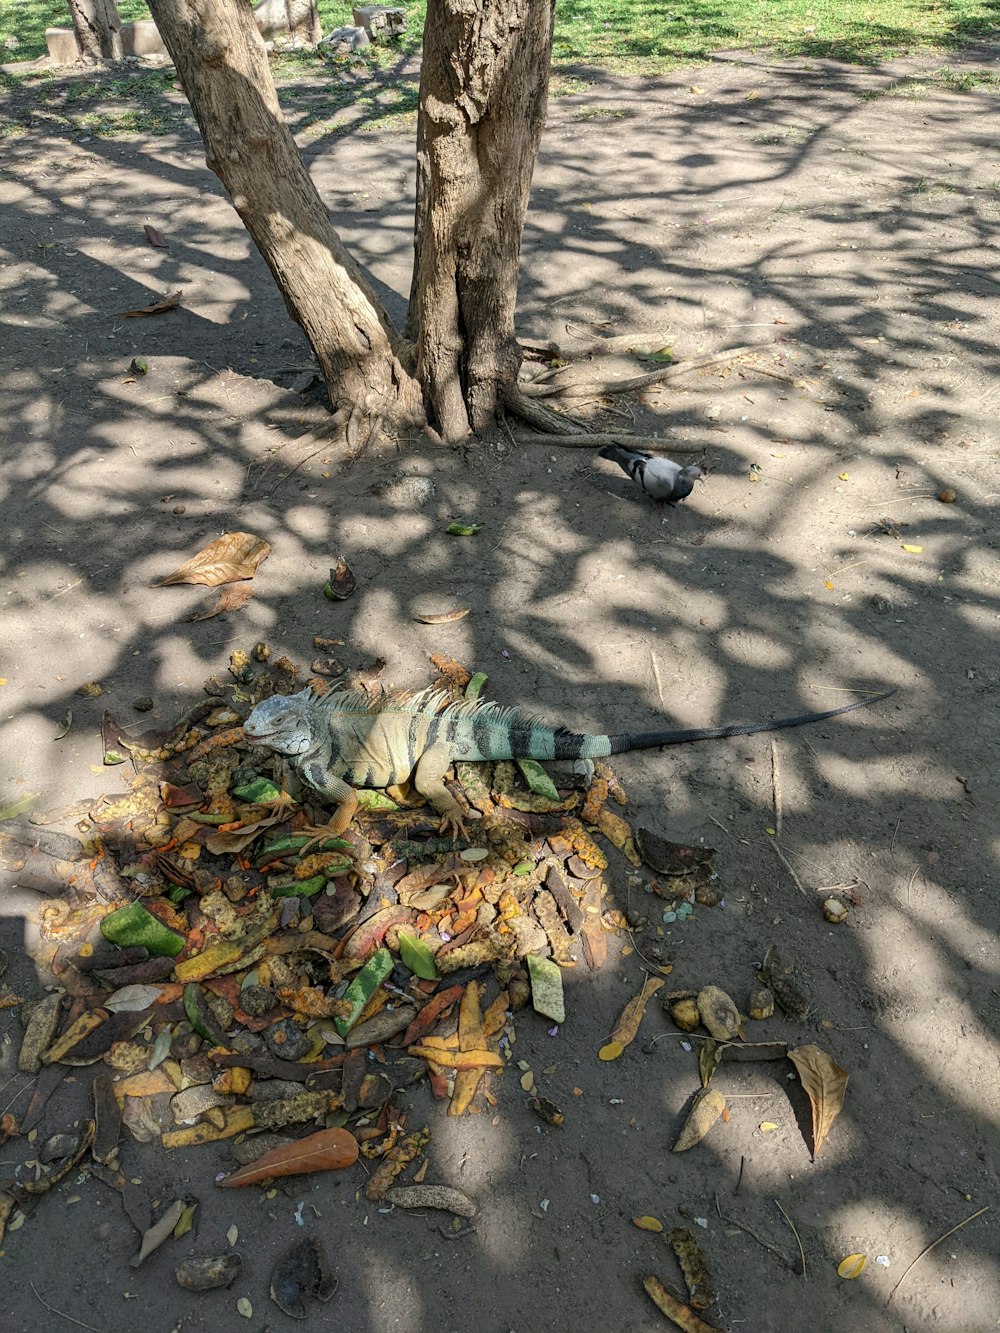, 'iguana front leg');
413,743,469,840
299,764,359,838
